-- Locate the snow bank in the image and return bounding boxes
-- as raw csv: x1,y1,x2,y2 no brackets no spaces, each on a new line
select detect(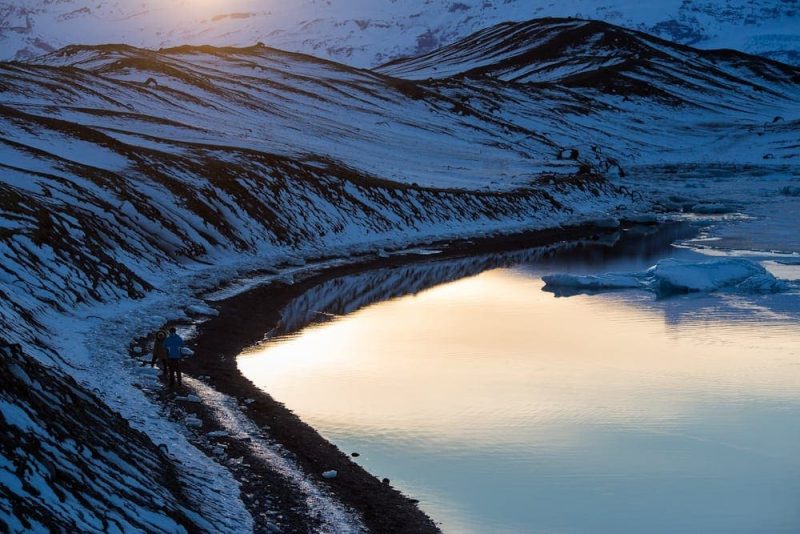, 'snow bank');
543,258,790,297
